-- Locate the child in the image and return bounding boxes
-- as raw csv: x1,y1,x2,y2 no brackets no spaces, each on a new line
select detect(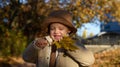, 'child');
22,10,95,67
